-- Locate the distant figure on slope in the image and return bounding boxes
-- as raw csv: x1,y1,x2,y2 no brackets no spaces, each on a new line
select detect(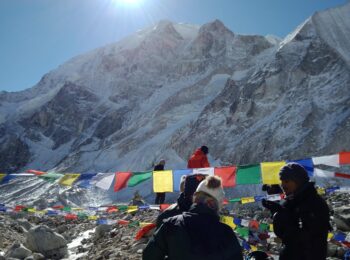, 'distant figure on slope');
143,175,243,260
261,163,330,260
187,145,210,168
262,184,283,195
130,190,145,206
156,173,206,228
154,159,166,205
